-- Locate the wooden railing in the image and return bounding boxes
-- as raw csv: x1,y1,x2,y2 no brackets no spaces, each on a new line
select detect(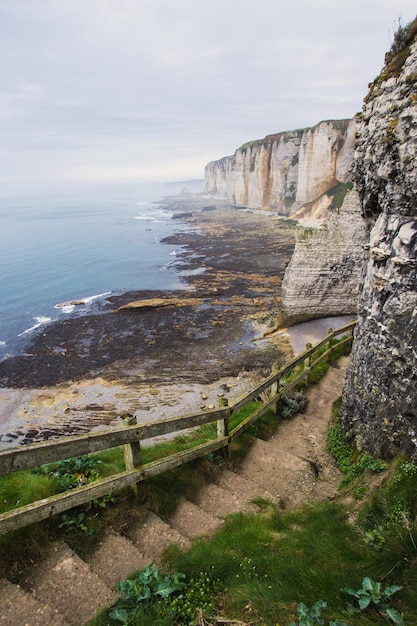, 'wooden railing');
0,321,355,535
